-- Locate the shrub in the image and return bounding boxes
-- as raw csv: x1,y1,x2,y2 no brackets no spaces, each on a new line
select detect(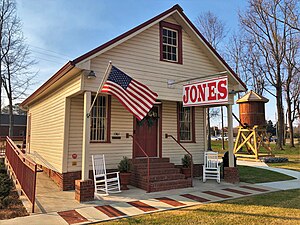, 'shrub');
262,157,289,163
182,154,192,168
0,173,12,199
118,156,131,173
2,196,14,208
0,160,6,174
